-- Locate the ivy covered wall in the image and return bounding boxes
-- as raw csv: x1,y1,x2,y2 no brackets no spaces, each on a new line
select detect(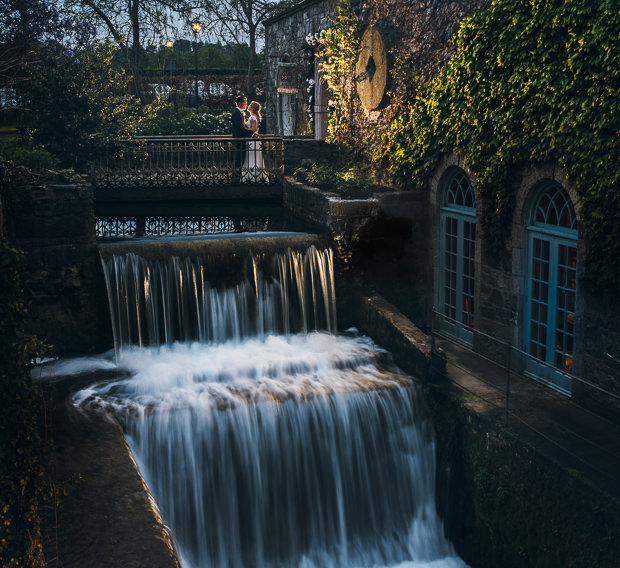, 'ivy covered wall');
375,0,619,290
